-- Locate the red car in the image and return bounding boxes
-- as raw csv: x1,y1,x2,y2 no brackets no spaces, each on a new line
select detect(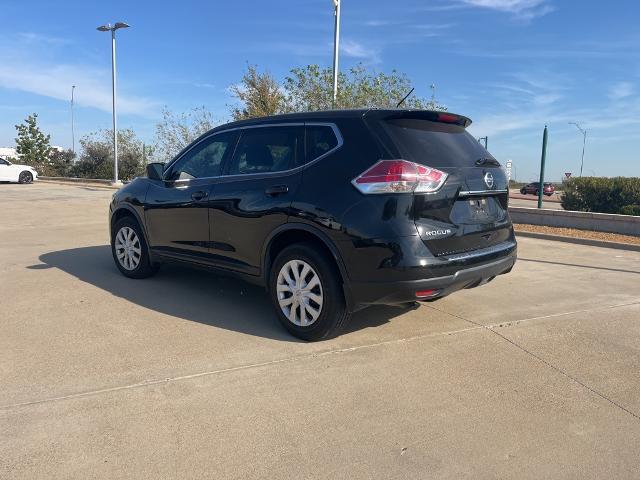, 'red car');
520,182,555,196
